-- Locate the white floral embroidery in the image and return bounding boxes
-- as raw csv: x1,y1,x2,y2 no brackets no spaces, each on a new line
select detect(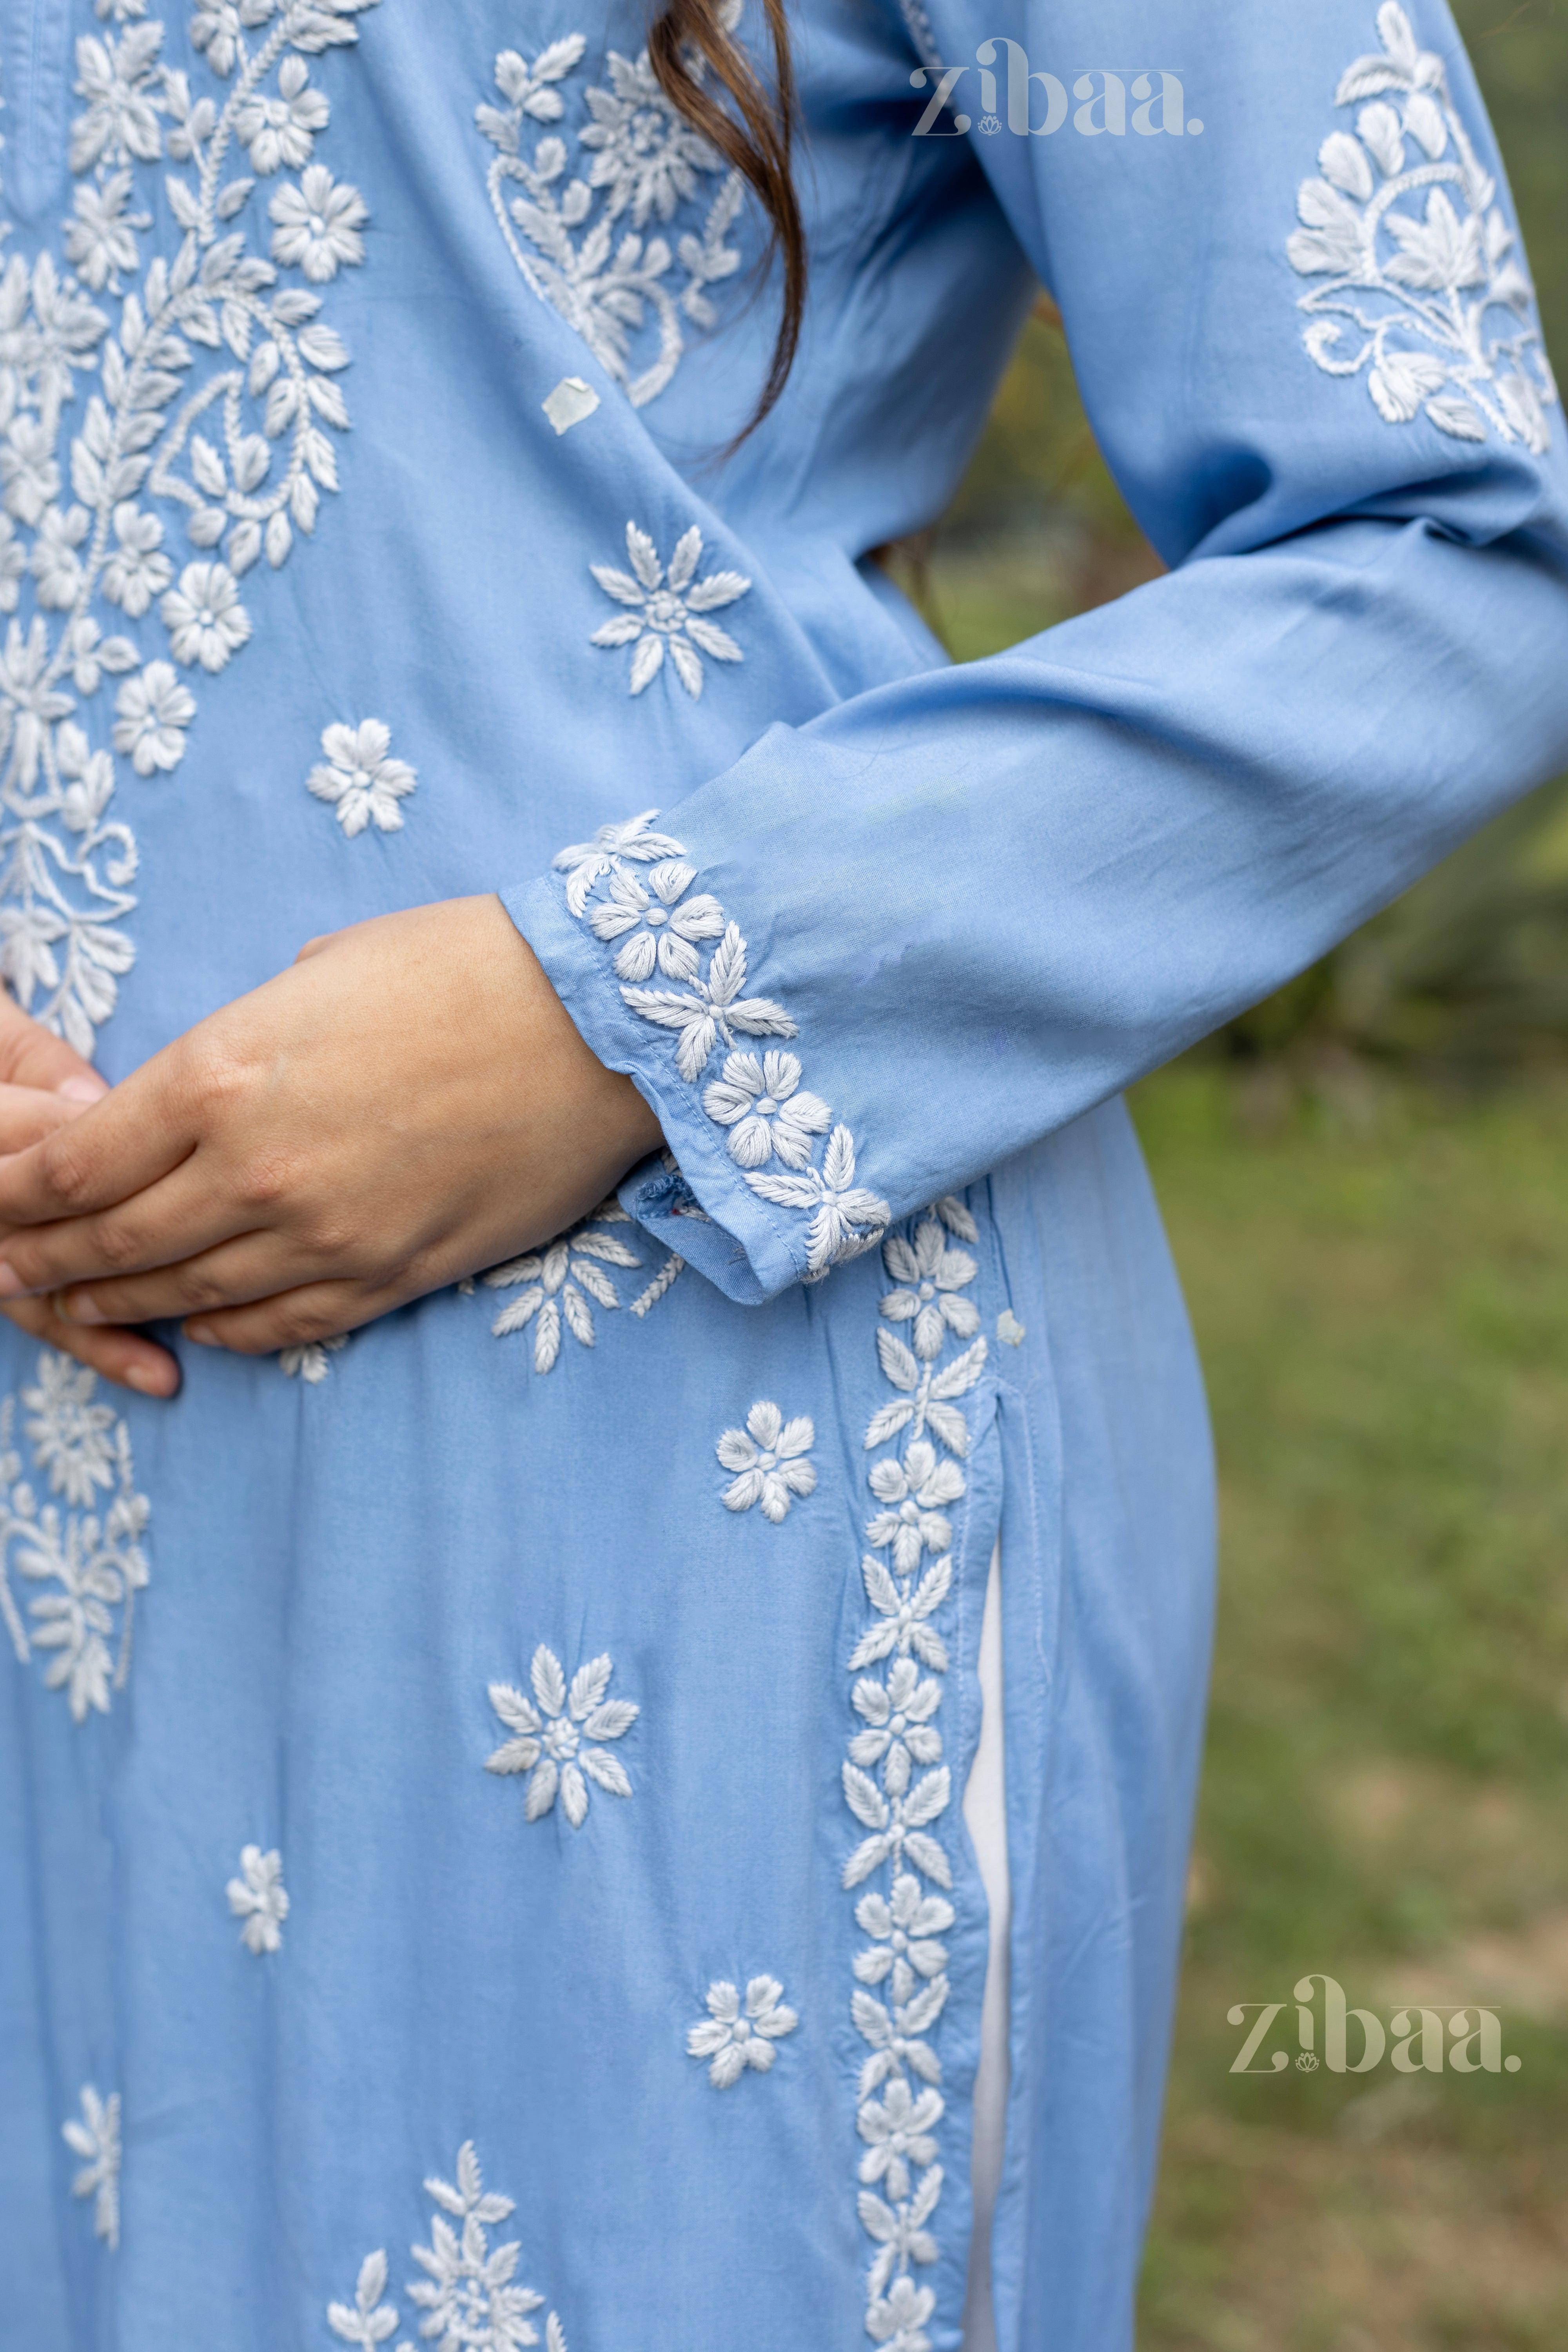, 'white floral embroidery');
330,2146,572,2352
557,811,891,1279
590,521,749,697
307,717,416,836
1289,2,1556,452
475,24,744,409
843,1200,986,2339
226,1841,289,1953
587,855,722,984
64,2084,121,2250
686,1973,799,2087
703,1049,830,1171
0,1354,151,1722
486,1644,638,1828
716,1399,816,1521
279,1330,345,1381
0,0,380,1055
481,1200,644,1372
